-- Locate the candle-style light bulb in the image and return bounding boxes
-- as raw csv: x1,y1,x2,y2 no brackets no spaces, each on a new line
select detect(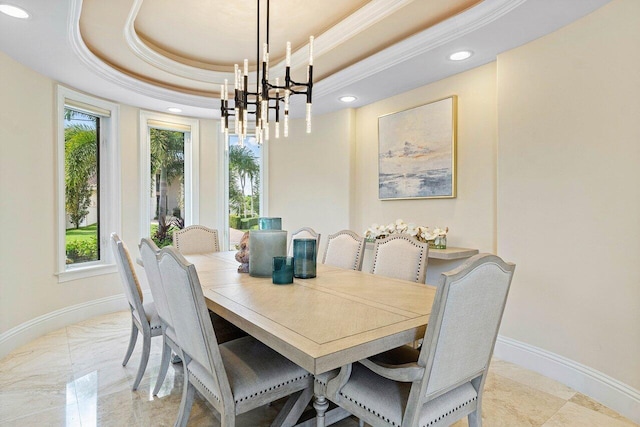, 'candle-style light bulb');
284,88,290,138
234,64,239,89
262,43,269,80
264,122,270,141
220,83,225,134
306,103,312,133
262,99,268,123
275,120,280,139
286,42,291,67
284,114,289,138
308,36,314,66
243,59,249,77
243,109,248,135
